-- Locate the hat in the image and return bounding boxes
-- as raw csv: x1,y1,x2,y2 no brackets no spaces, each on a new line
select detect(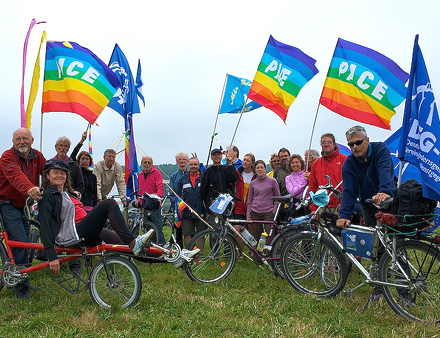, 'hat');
211,148,222,155
43,159,70,172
